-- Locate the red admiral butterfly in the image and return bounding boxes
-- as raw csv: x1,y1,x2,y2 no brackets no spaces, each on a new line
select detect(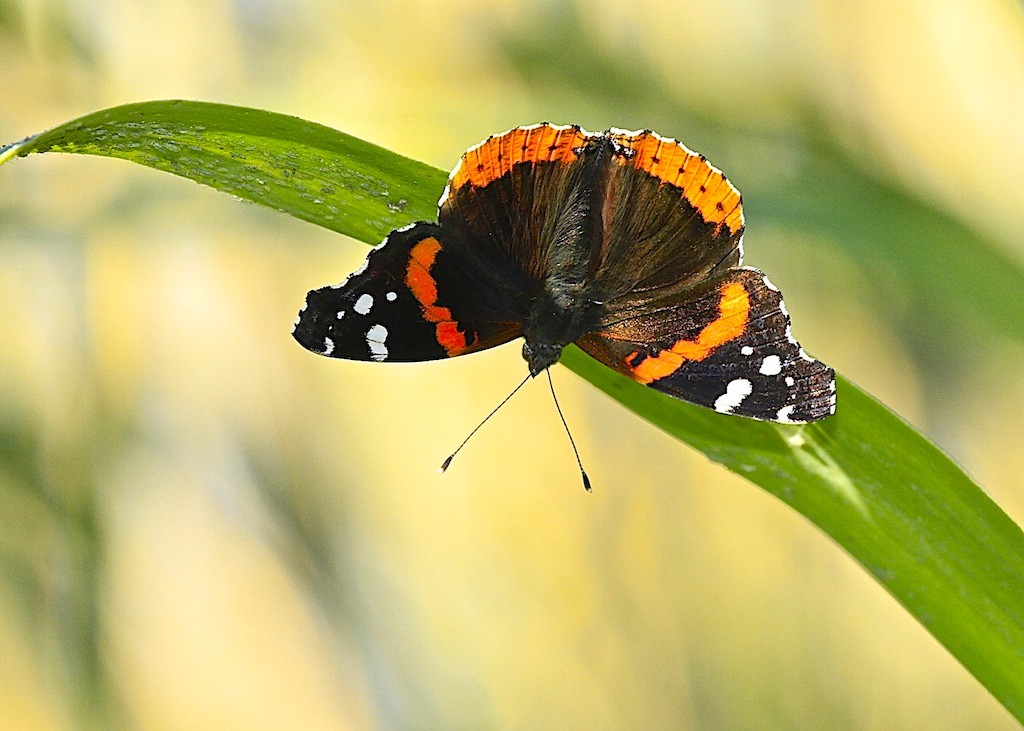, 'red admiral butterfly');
293,124,835,437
